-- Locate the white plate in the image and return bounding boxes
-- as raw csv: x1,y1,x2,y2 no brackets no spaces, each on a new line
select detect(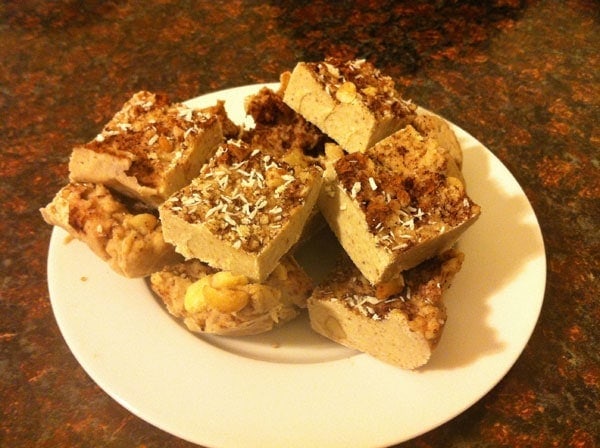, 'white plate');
47,84,546,447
